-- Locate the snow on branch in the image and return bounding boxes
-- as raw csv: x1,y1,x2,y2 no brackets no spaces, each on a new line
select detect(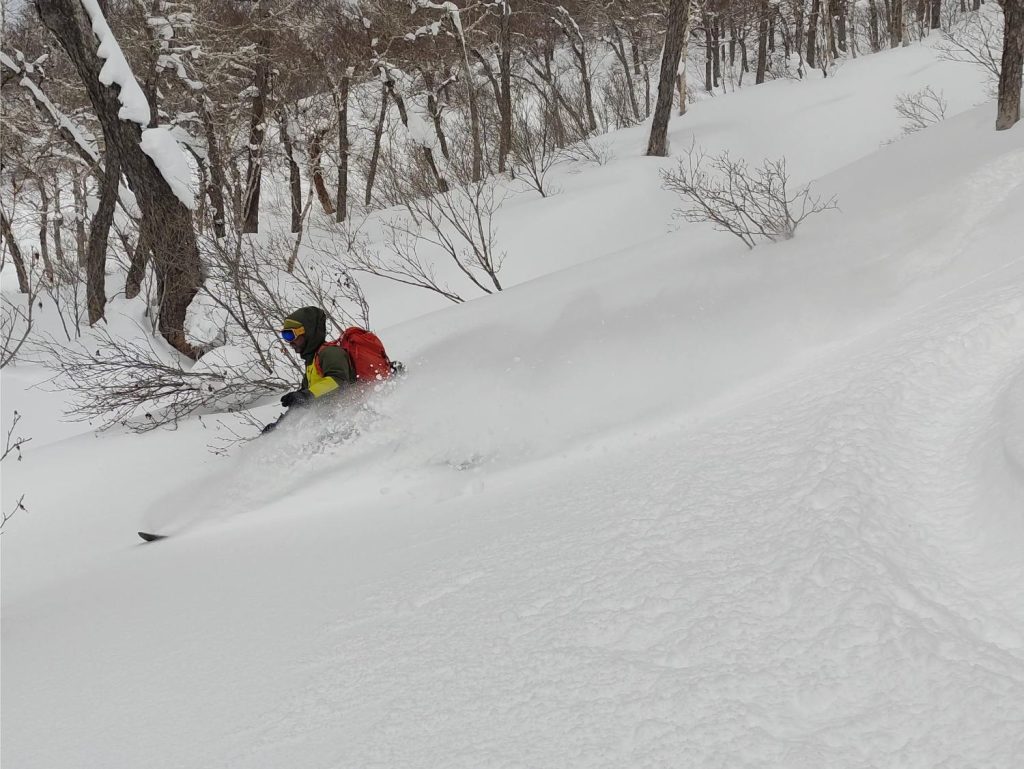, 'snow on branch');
79,0,152,125
76,0,197,209
1,50,101,165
